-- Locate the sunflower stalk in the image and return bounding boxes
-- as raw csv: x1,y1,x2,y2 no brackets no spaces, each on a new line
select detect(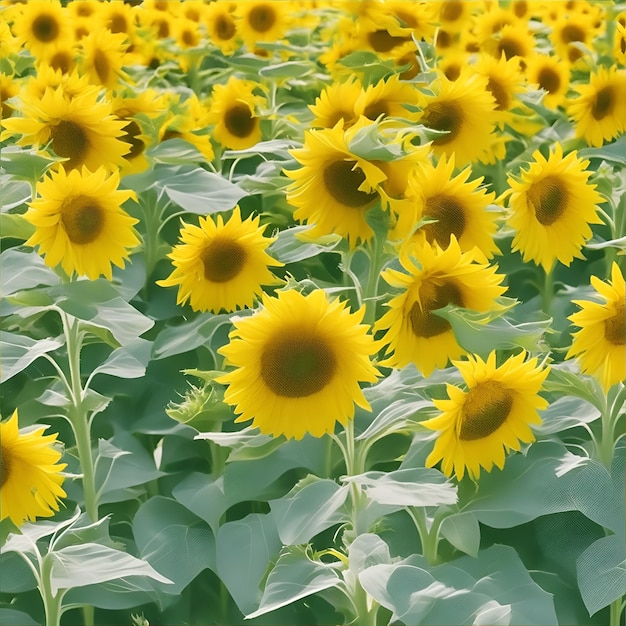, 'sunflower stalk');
39,553,64,626
406,506,443,566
